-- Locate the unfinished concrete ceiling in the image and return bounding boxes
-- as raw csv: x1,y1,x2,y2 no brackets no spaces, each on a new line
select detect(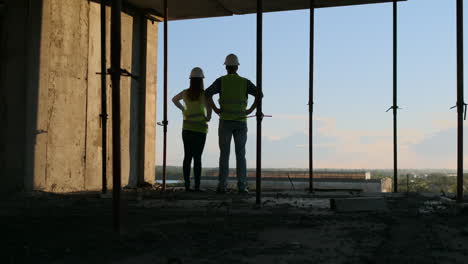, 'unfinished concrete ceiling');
127,0,405,20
